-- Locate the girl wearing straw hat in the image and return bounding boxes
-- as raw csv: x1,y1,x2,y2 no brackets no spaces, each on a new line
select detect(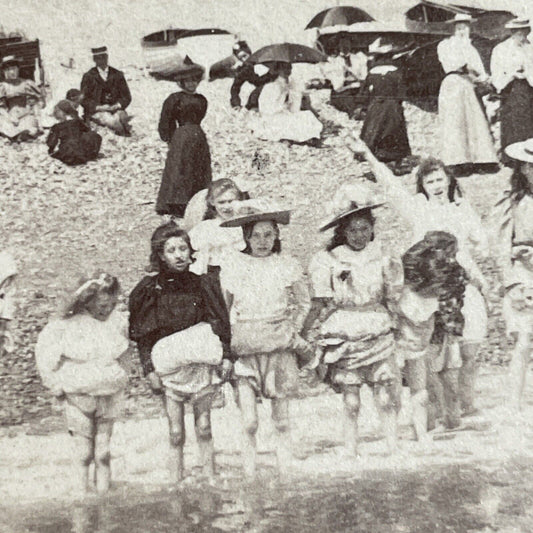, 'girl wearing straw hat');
302,183,403,456
490,19,533,164
219,199,312,478
436,14,498,175
347,134,490,425
35,272,129,495
129,223,231,483
496,139,533,410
